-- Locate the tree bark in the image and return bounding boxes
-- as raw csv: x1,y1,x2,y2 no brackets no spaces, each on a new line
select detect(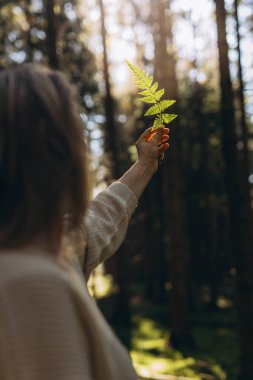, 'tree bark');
234,0,250,170
98,0,120,179
214,1,253,378
44,0,59,69
23,0,33,62
143,171,167,302
151,0,192,347
98,0,130,335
